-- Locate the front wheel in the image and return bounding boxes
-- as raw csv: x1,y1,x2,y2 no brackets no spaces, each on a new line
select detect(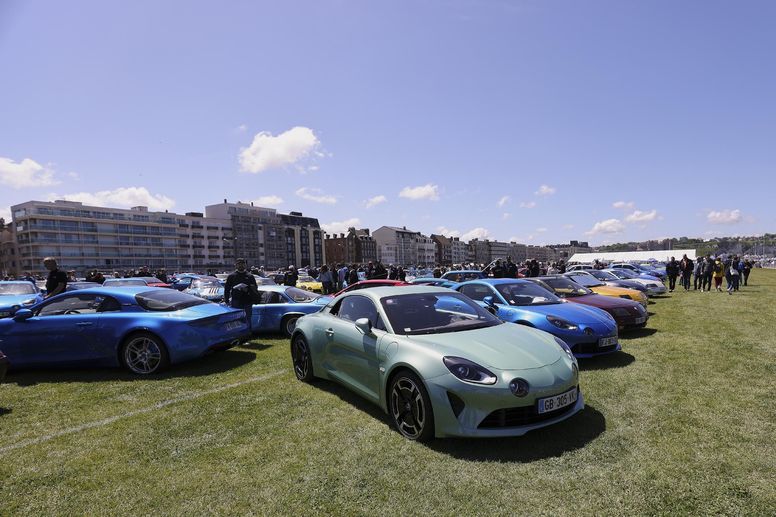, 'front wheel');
282,316,299,337
121,332,169,375
291,334,314,382
388,371,435,442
